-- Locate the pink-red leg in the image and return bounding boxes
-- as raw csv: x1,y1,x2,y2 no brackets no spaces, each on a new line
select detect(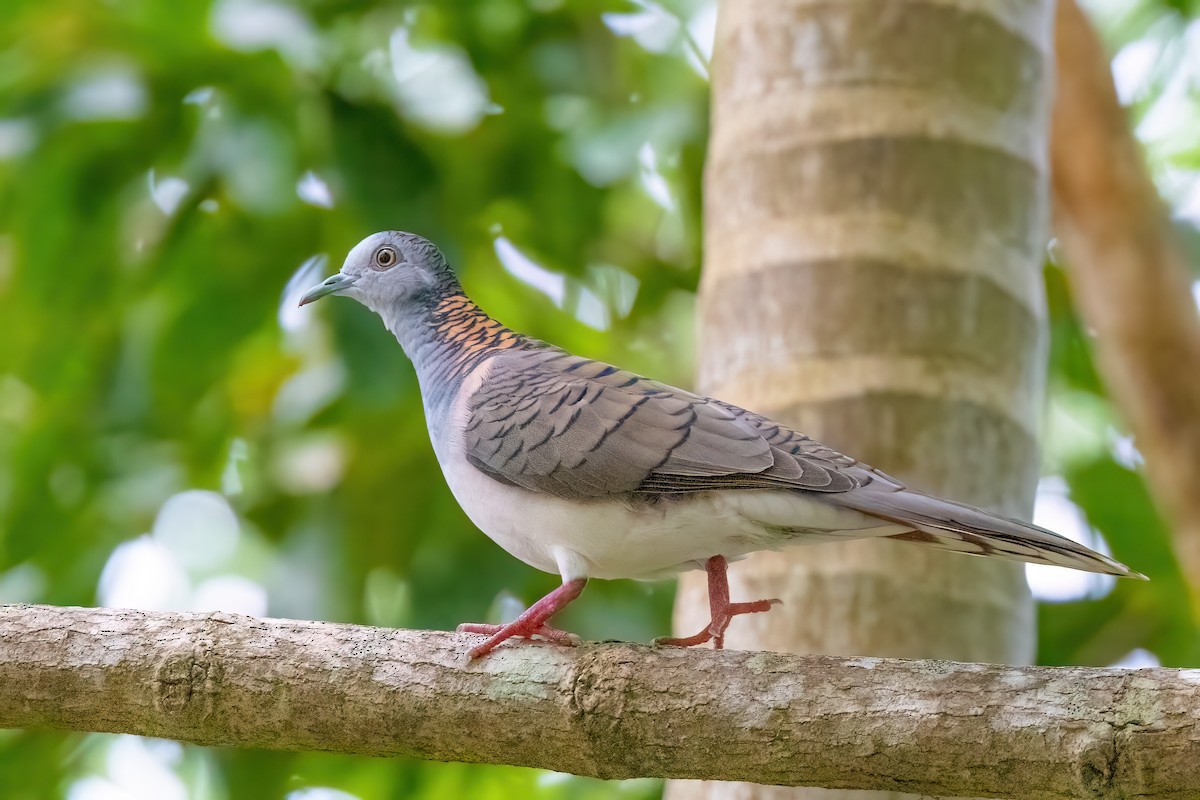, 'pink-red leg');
457,578,587,658
656,555,779,650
